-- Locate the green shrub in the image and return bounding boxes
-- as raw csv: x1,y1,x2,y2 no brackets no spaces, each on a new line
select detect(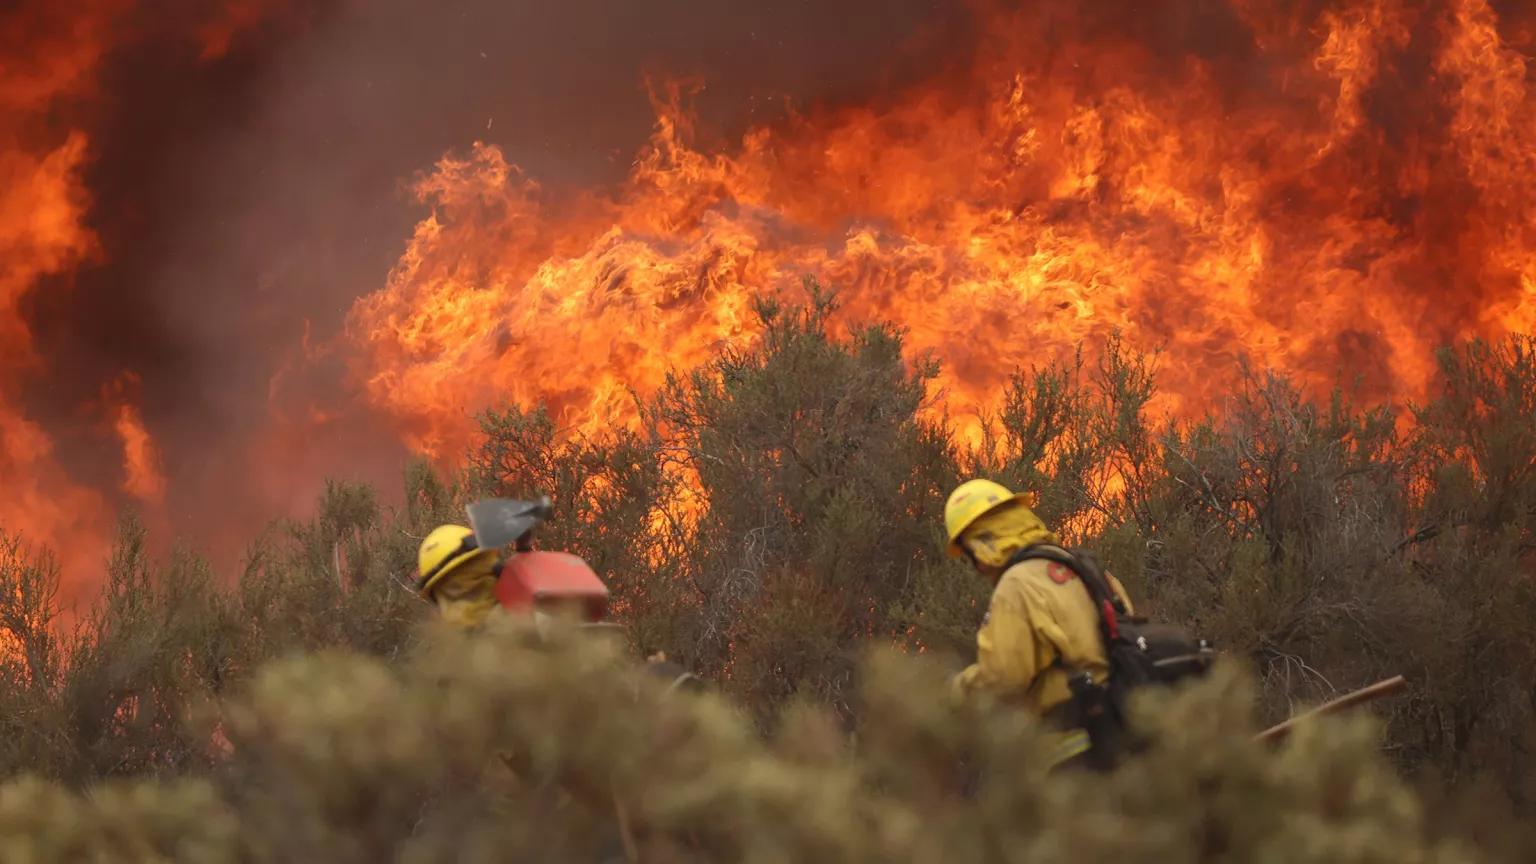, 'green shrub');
0,622,1477,863
0,289,1532,857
